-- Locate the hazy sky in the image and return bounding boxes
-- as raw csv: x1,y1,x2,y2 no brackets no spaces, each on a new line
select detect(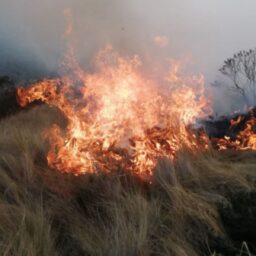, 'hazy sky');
0,0,256,86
